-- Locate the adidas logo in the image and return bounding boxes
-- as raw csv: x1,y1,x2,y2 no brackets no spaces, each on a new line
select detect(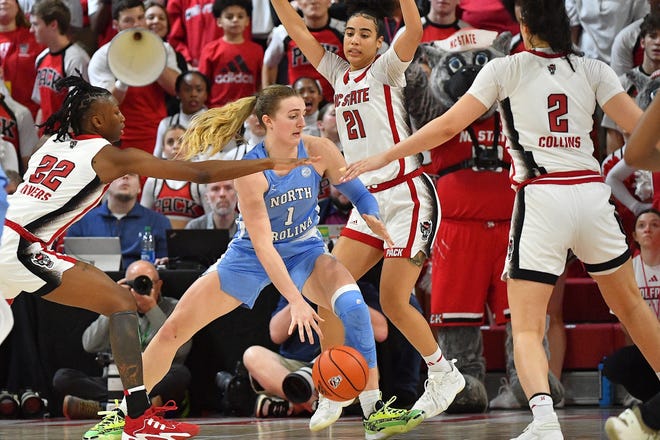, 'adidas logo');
650,275,658,282
214,55,255,84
